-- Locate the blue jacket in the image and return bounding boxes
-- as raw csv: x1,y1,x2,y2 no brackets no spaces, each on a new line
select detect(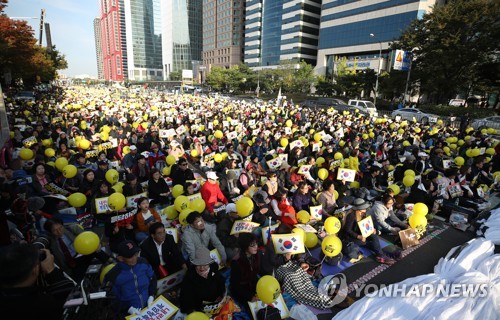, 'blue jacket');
105,257,157,311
